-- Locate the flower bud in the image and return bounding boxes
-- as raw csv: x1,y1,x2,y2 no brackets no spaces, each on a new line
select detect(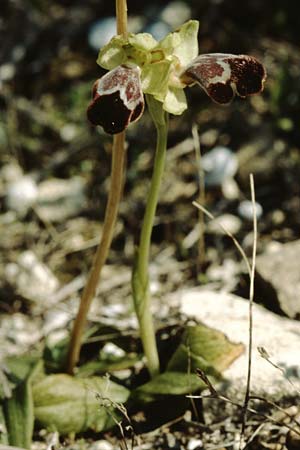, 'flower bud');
181,53,266,104
87,64,144,134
